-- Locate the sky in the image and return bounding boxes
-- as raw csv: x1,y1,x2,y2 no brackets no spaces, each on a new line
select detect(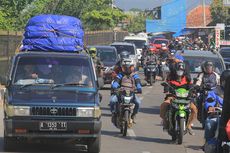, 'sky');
114,0,212,11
